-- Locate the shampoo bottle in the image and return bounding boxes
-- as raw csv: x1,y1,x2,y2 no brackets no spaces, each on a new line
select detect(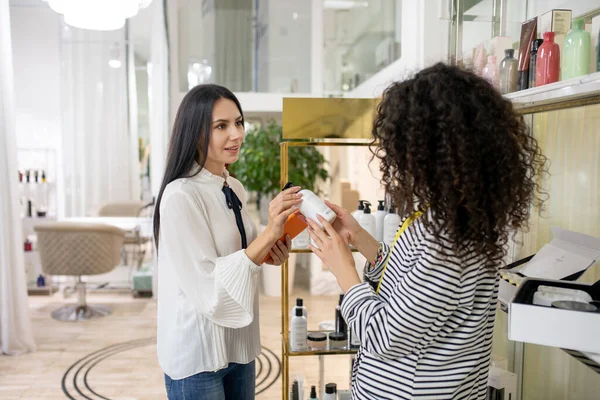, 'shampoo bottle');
357,202,376,238
383,206,401,245
562,18,591,80
352,200,365,220
374,200,387,242
290,308,308,352
536,32,560,86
